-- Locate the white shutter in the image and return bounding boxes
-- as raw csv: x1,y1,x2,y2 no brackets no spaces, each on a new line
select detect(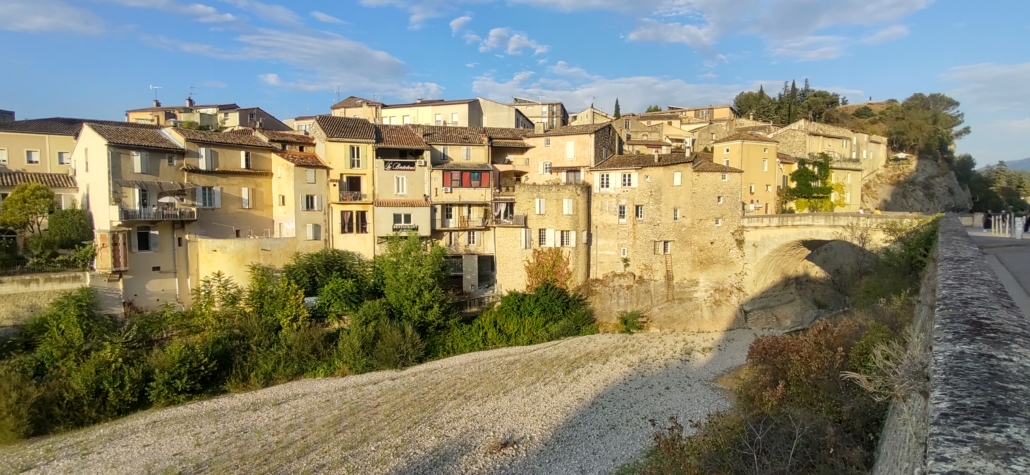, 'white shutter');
580,230,589,245
132,188,141,210
546,229,555,248
520,228,529,249
570,230,577,247
132,152,142,173
631,173,639,188
130,229,139,252
213,187,222,208
306,223,314,240
240,150,247,168
199,147,209,170
141,151,149,173
315,195,323,211
535,198,545,215
241,187,251,209
565,141,575,159
563,198,573,215
299,194,306,211
673,172,682,186
538,161,545,175
194,187,200,207
150,228,159,251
